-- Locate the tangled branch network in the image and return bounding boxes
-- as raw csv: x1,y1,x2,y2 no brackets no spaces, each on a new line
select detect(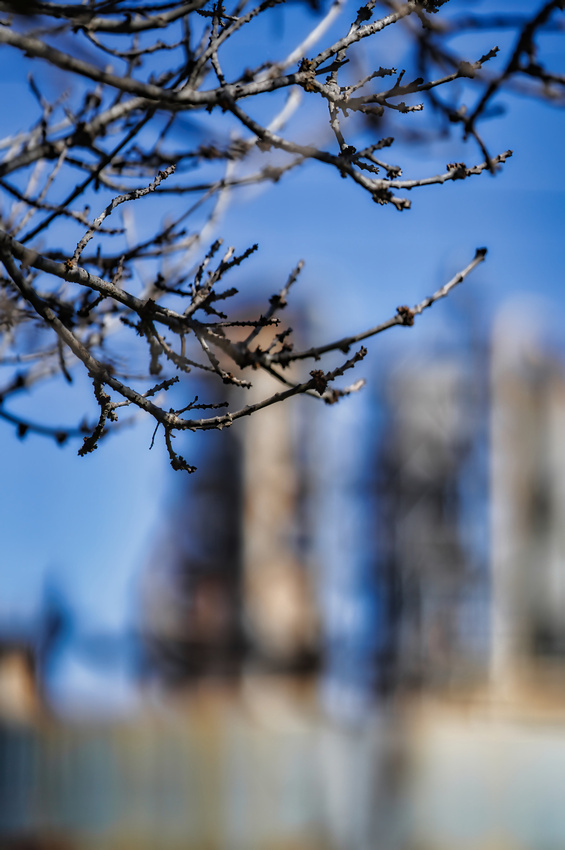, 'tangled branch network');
0,0,563,470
